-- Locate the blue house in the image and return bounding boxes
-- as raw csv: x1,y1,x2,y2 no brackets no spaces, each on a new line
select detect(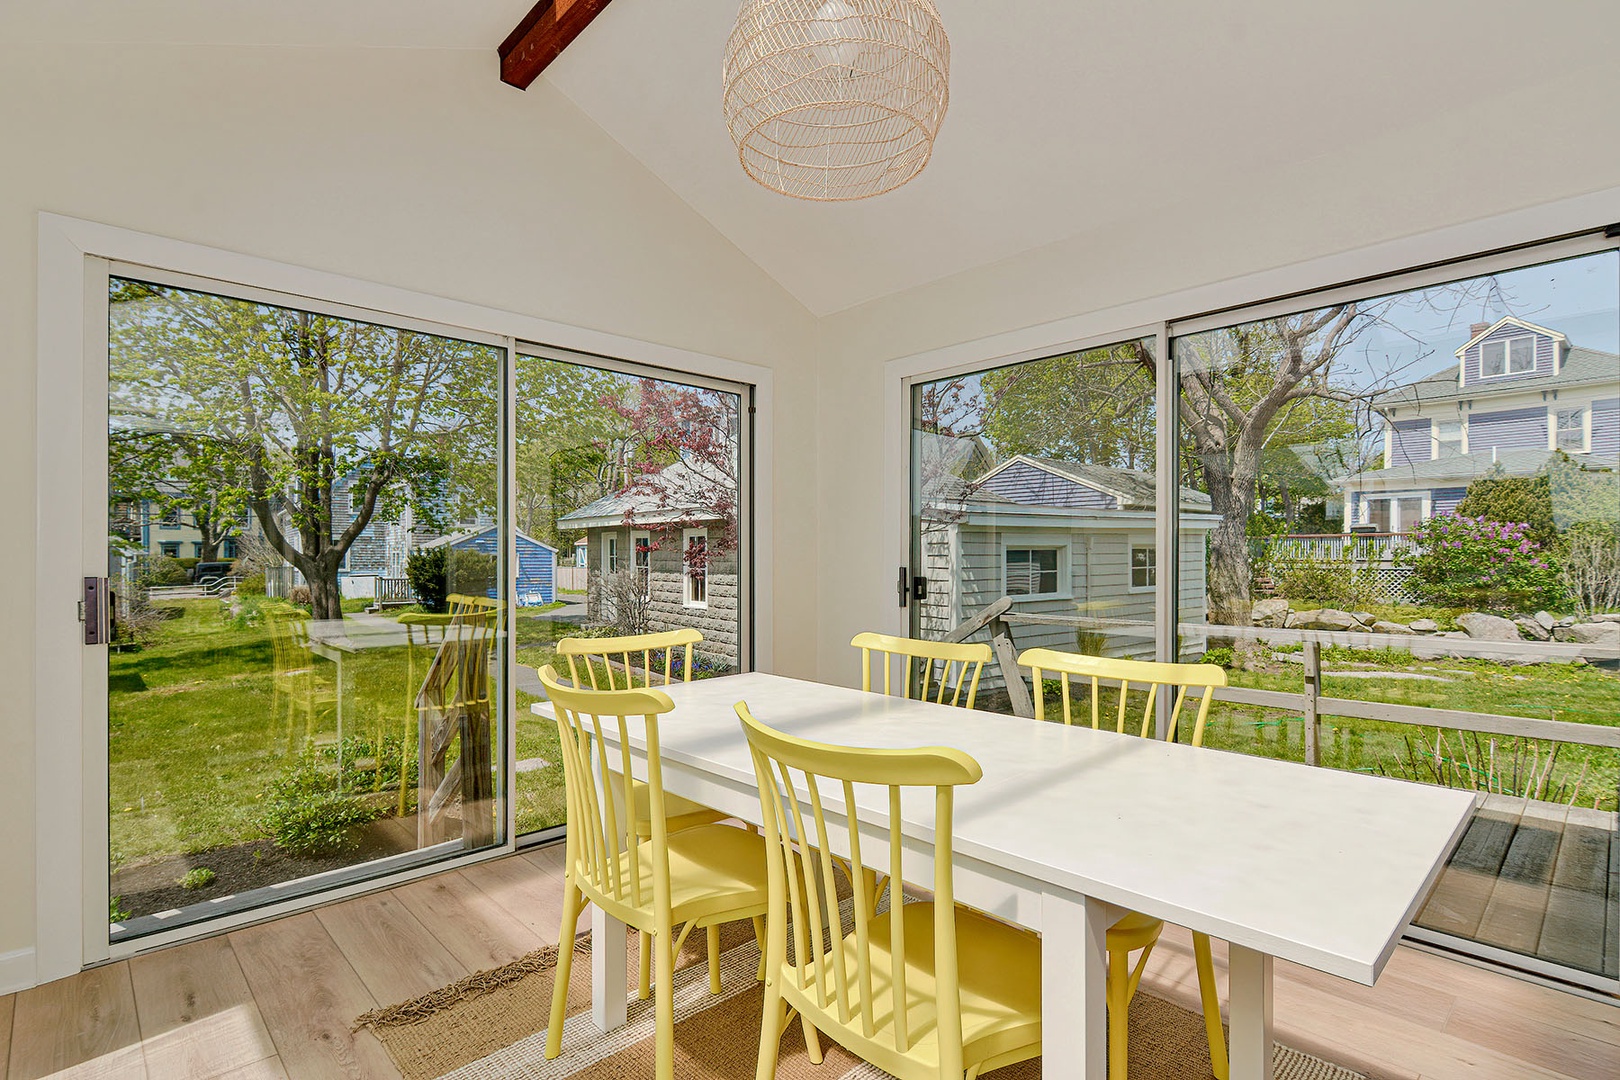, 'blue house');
1341,317,1620,532
423,526,557,607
